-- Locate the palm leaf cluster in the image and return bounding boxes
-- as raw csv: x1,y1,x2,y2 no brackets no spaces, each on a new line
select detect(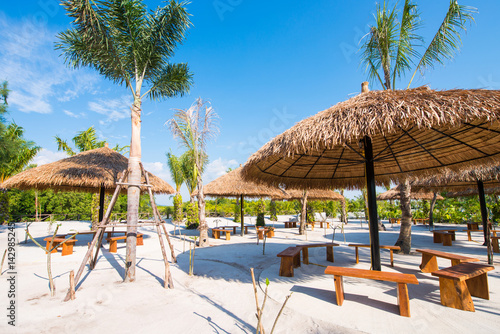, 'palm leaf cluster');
56,0,193,99
361,0,476,90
